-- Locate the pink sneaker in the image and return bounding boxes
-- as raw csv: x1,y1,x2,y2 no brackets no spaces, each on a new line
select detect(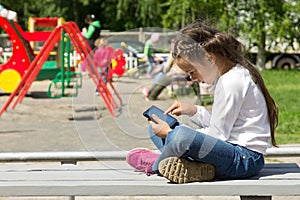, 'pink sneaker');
126,148,160,175
141,87,149,97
